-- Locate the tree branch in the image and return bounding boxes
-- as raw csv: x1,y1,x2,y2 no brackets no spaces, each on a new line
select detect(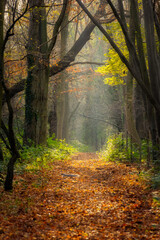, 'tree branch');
3,0,108,101
78,113,120,129
2,79,25,105
2,2,29,54
49,0,108,76
49,22,95,76
48,0,68,55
